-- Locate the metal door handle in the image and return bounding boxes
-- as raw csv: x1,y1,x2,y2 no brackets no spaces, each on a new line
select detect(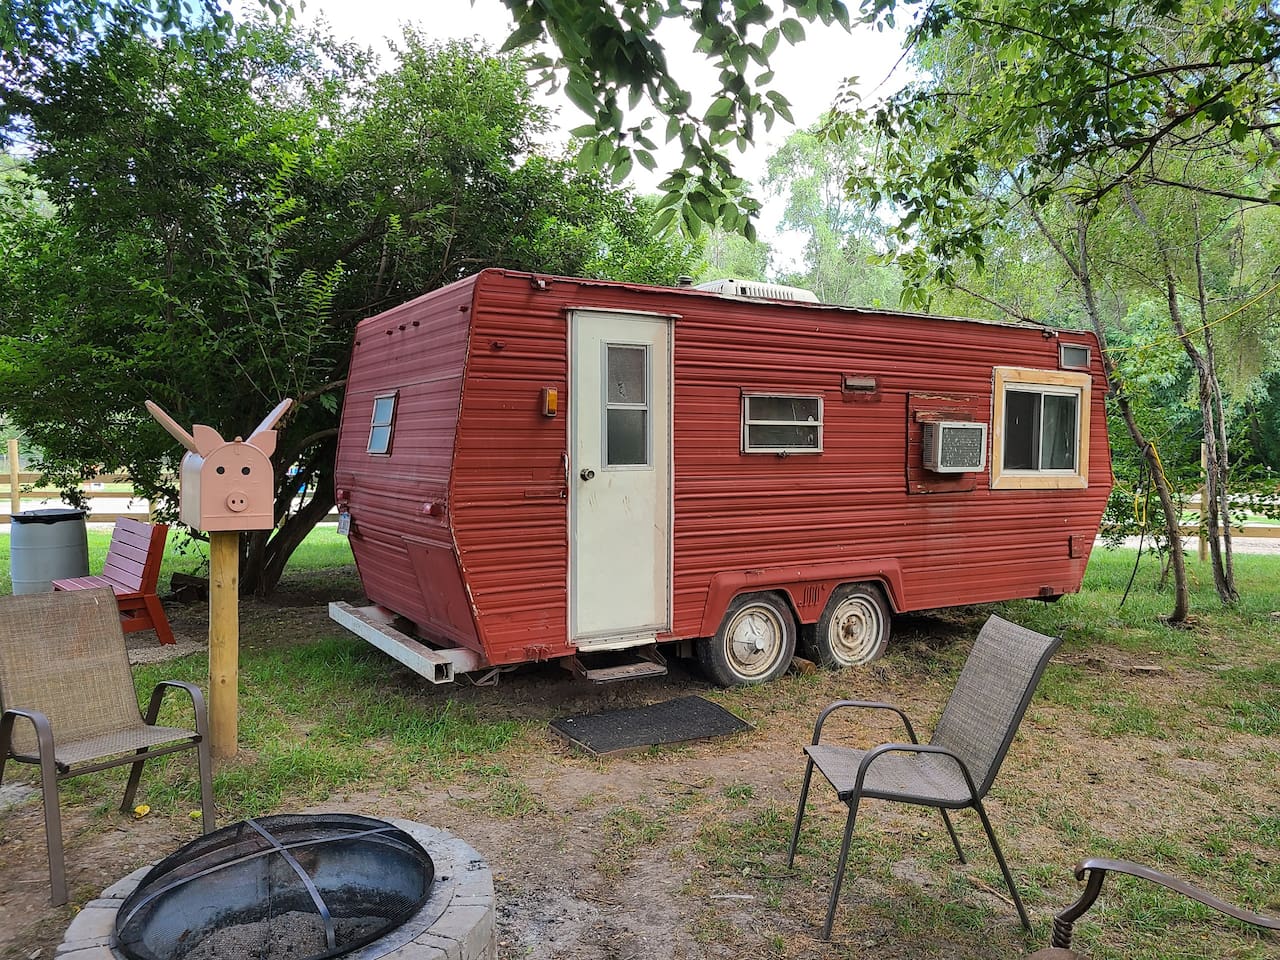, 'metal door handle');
579,468,596,481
